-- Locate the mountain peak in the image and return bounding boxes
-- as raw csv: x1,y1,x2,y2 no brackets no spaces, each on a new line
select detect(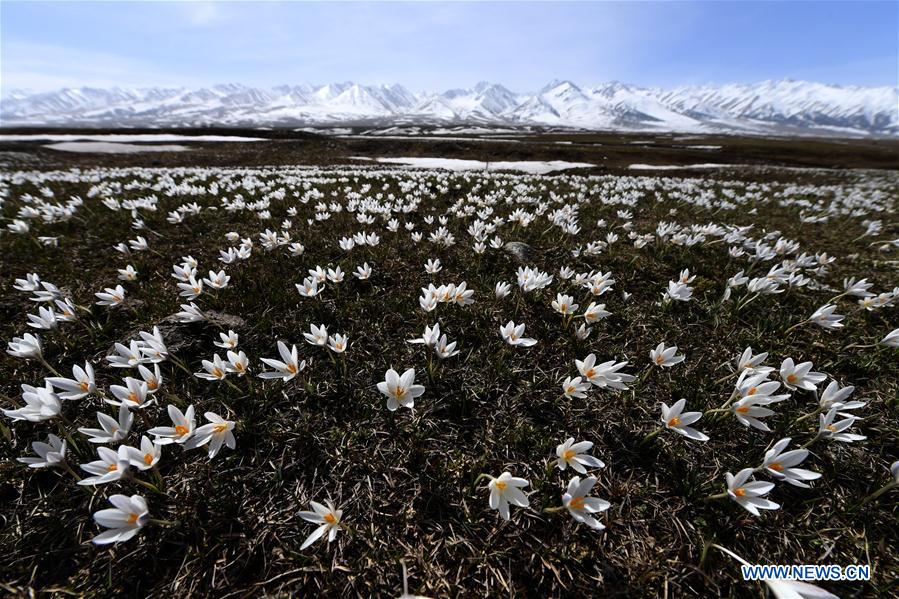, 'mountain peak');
1,79,894,136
